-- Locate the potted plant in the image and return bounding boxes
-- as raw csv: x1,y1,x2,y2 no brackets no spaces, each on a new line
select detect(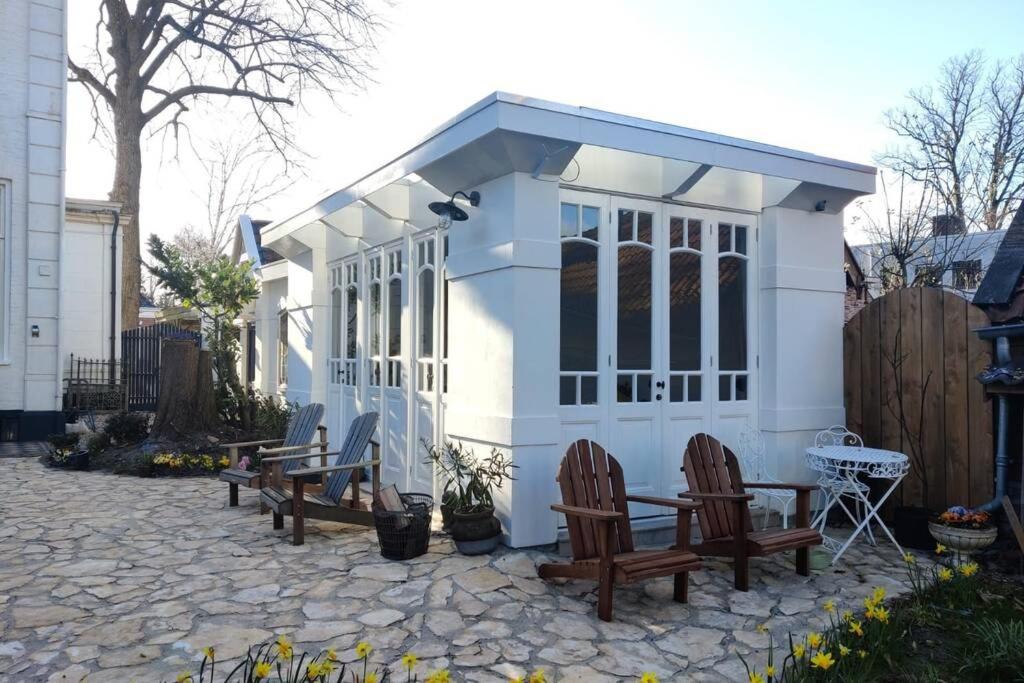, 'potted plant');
424,440,516,555
929,506,997,565
44,433,89,470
